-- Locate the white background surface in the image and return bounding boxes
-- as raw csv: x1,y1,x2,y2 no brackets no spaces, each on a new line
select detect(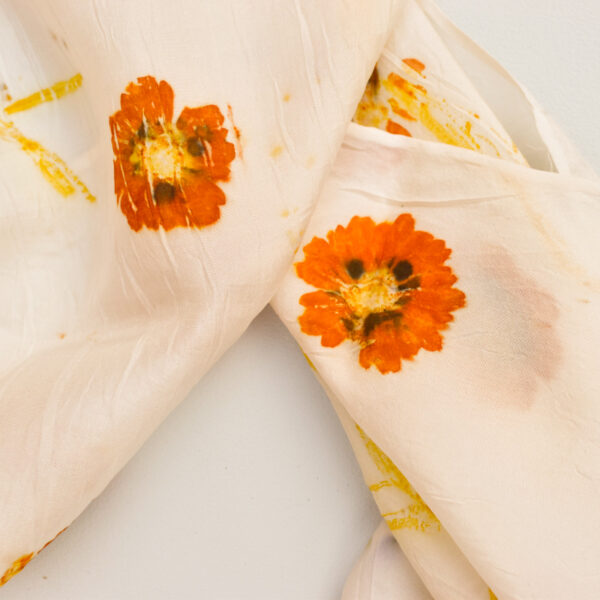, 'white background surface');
3,2,599,599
